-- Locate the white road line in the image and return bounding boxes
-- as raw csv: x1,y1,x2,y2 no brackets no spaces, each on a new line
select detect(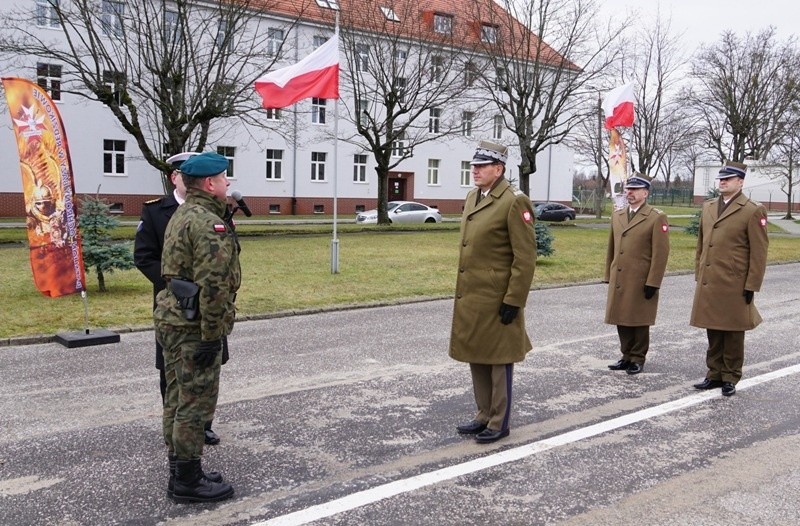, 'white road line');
254,363,800,526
